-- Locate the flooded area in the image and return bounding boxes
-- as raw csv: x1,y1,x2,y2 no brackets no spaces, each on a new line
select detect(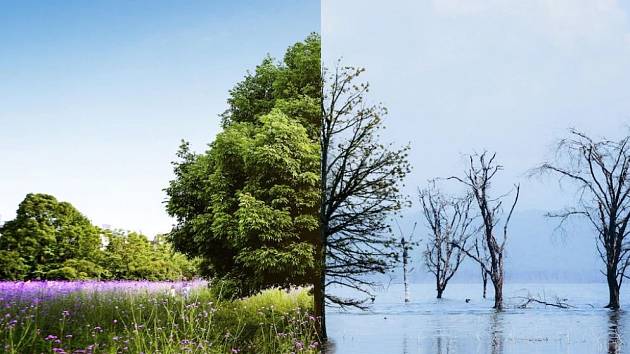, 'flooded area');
328,283,629,354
